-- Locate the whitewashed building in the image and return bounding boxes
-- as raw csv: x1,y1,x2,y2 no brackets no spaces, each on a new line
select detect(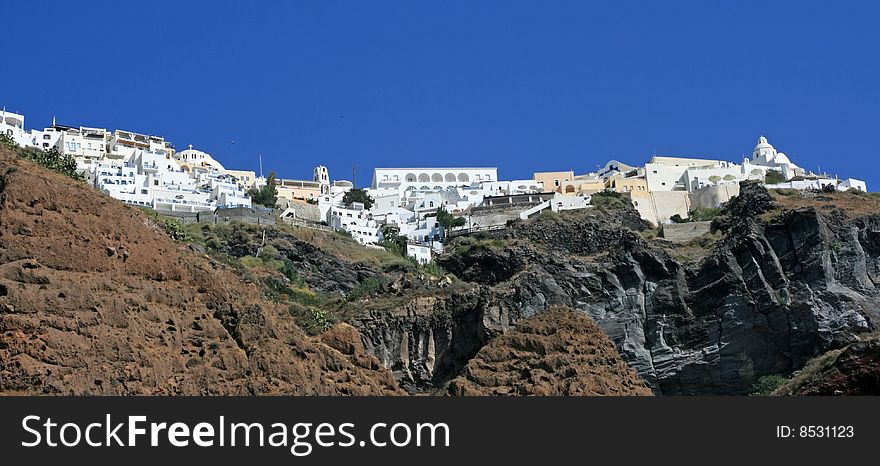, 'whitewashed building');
0,110,30,147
